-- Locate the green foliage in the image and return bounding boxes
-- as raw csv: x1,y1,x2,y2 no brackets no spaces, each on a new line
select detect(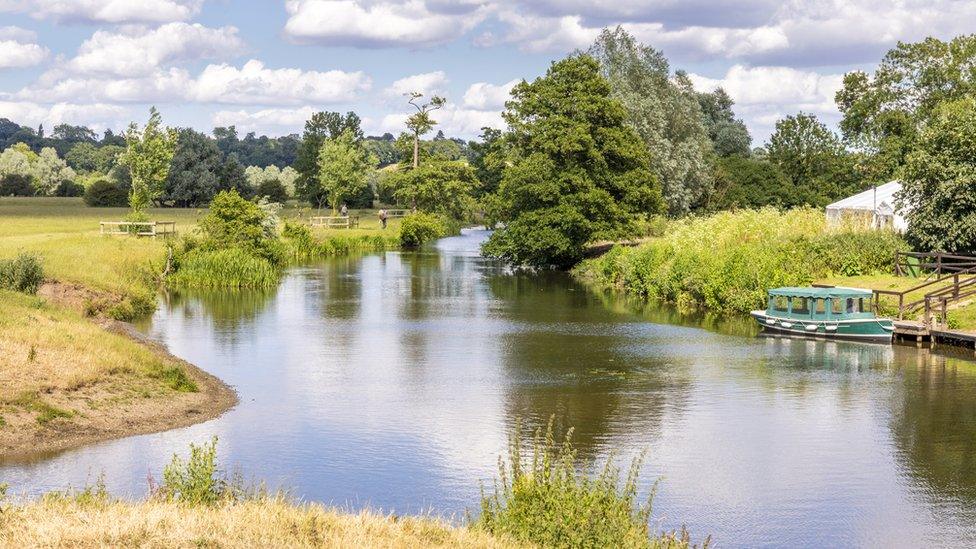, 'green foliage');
708,155,799,211
169,248,279,289
84,178,128,206
65,142,99,173
405,93,446,168
484,54,662,268
0,252,44,294
295,111,362,205
150,366,198,392
281,221,395,260
256,178,288,203
43,477,111,508
162,128,221,207
697,88,752,157
577,208,908,314
588,27,713,216
217,154,253,199
121,107,177,212
399,212,447,248
197,190,280,261
160,437,225,506
317,129,374,213
900,98,976,253
467,127,507,198
0,173,33,196
390,160,477,220
53,179,84,197
476,419,685,549
766,113,862,207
